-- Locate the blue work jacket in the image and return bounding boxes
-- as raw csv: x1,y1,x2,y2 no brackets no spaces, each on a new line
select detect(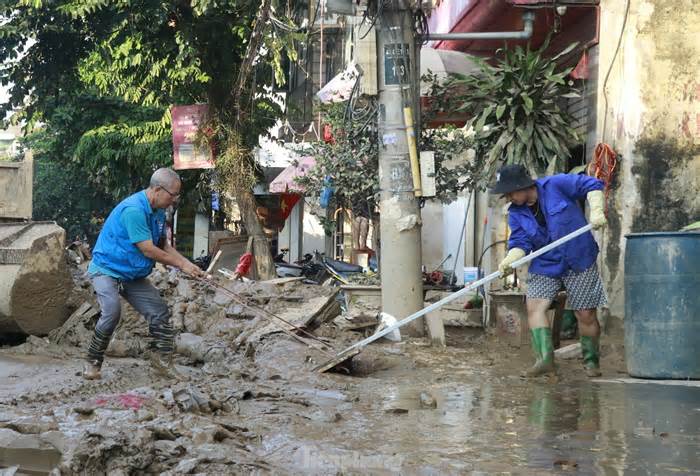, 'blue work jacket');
91,191,166,281
507,174,604,278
